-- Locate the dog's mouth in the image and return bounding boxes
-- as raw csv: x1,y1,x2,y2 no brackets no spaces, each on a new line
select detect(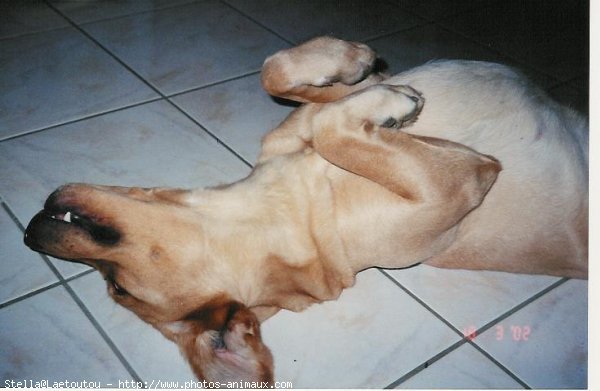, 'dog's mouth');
24,190,122,257
45,206,92,228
